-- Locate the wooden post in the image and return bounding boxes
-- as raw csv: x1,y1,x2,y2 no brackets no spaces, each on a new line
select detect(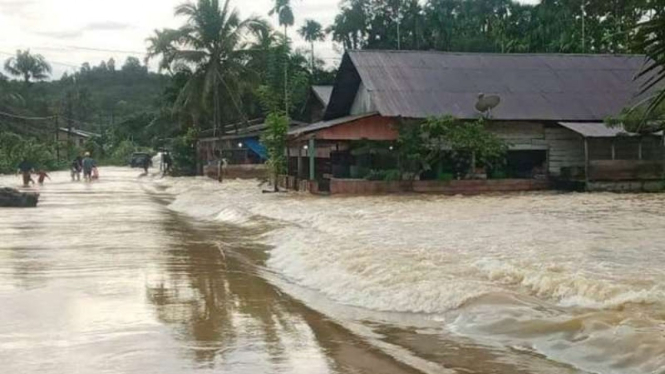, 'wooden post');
286,145,291,178
297,146,303,179
611,140,616,160
309,138,316,181
662,133,665,180
54,114,60,161
584,137,590,191
638,137,643,161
